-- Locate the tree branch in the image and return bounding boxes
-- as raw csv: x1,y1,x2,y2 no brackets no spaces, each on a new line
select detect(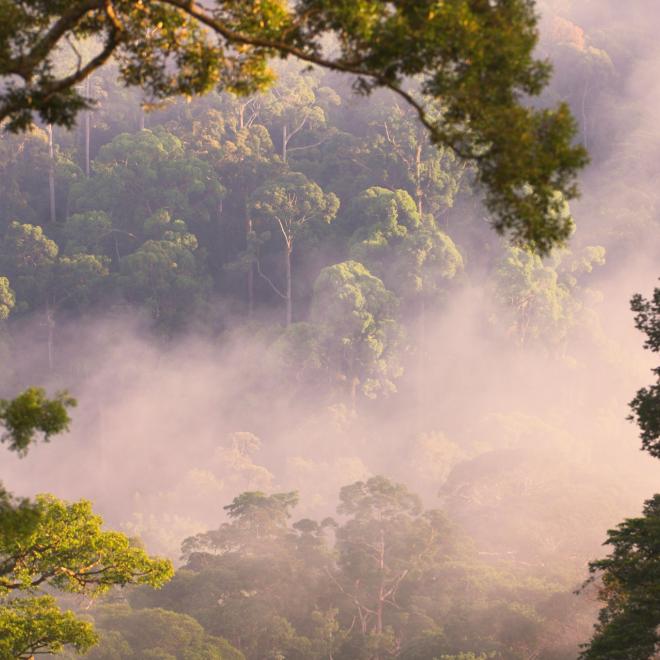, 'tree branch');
255,259,288,300
6,0,104,81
